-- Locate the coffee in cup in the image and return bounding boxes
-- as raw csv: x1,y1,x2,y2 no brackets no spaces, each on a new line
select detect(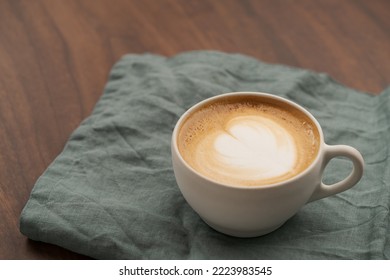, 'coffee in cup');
171,92,364,237
177,95,320,186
